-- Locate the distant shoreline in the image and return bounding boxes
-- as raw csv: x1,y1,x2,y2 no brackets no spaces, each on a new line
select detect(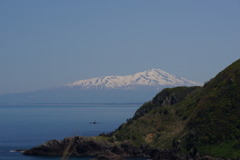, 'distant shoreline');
0,103,143,106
